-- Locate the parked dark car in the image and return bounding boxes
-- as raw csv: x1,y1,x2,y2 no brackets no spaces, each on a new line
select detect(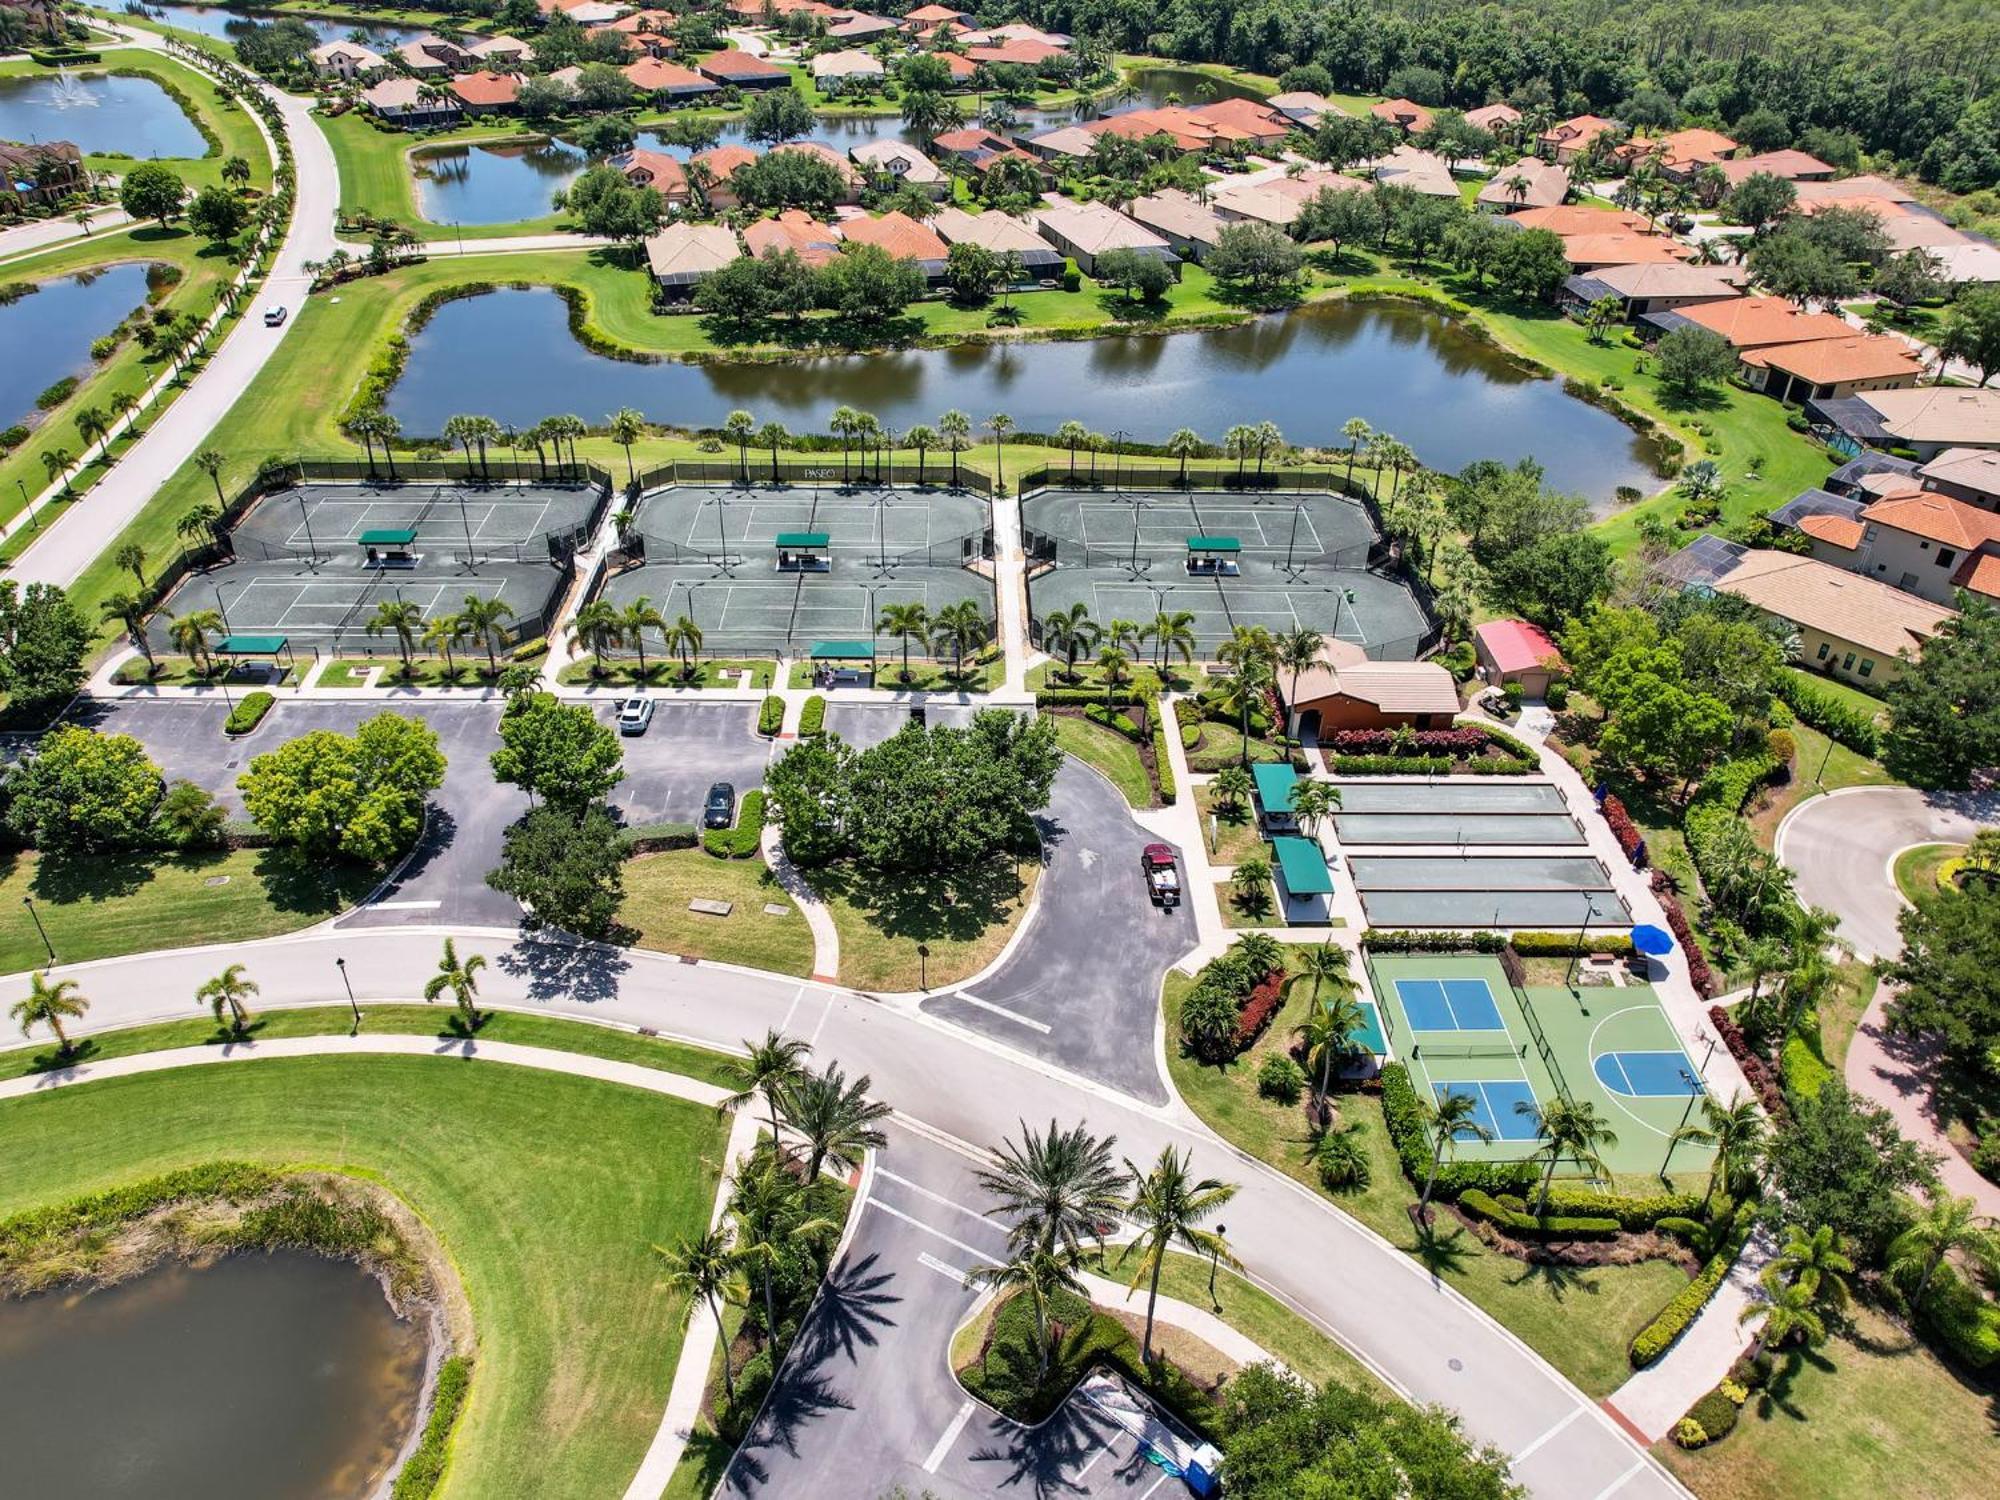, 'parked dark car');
703,782,736,829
